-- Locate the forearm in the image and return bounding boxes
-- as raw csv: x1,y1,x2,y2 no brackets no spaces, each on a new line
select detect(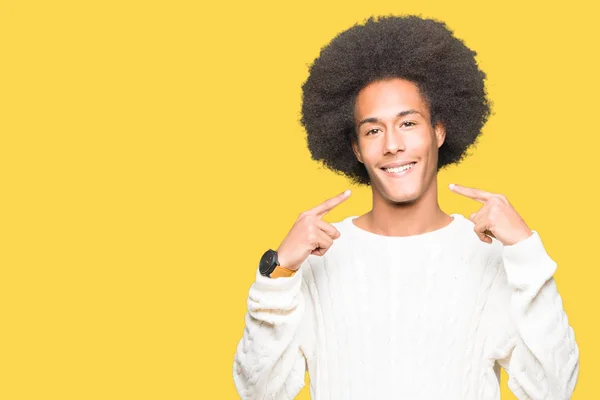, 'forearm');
498,232,579,398
233,266,309,399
